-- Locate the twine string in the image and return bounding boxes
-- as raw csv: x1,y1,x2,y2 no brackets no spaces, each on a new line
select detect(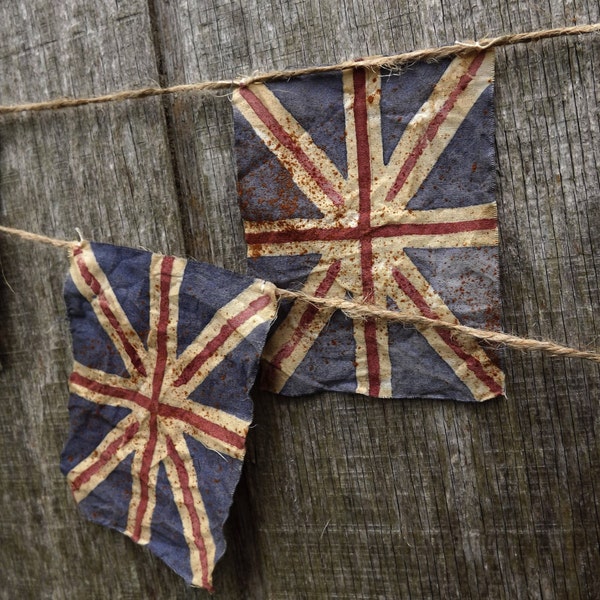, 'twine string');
1,225,599,365
0,225,76,249
0,23,598,115
276,290,600,364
